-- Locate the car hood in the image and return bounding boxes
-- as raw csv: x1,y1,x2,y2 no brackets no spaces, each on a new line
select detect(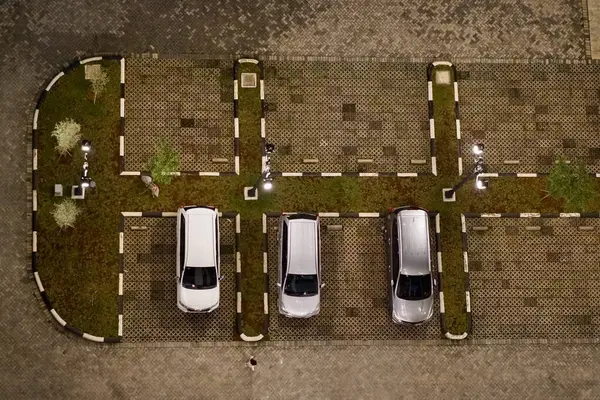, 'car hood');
179,284,219,311
280,292,320,317
392,295,433,324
